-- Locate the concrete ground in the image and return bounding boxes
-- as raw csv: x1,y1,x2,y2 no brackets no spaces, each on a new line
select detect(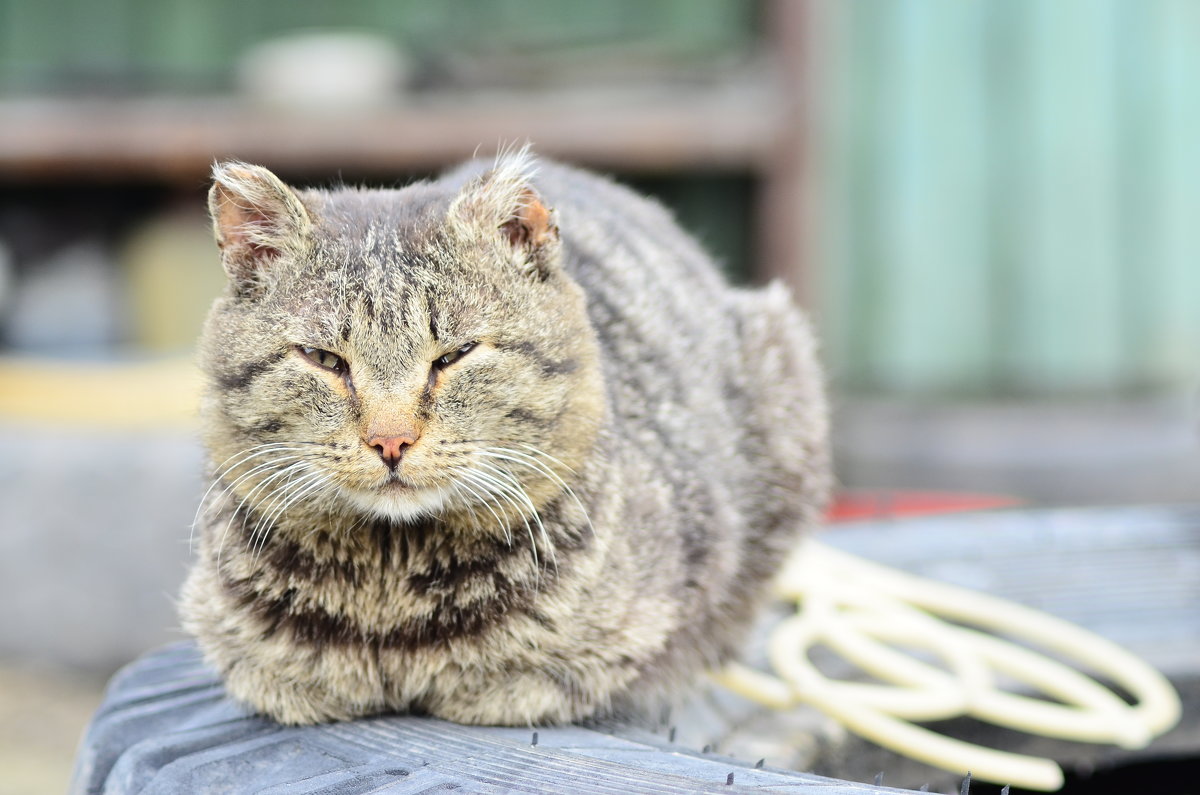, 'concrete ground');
832,394,1200,507
0,665,106,795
